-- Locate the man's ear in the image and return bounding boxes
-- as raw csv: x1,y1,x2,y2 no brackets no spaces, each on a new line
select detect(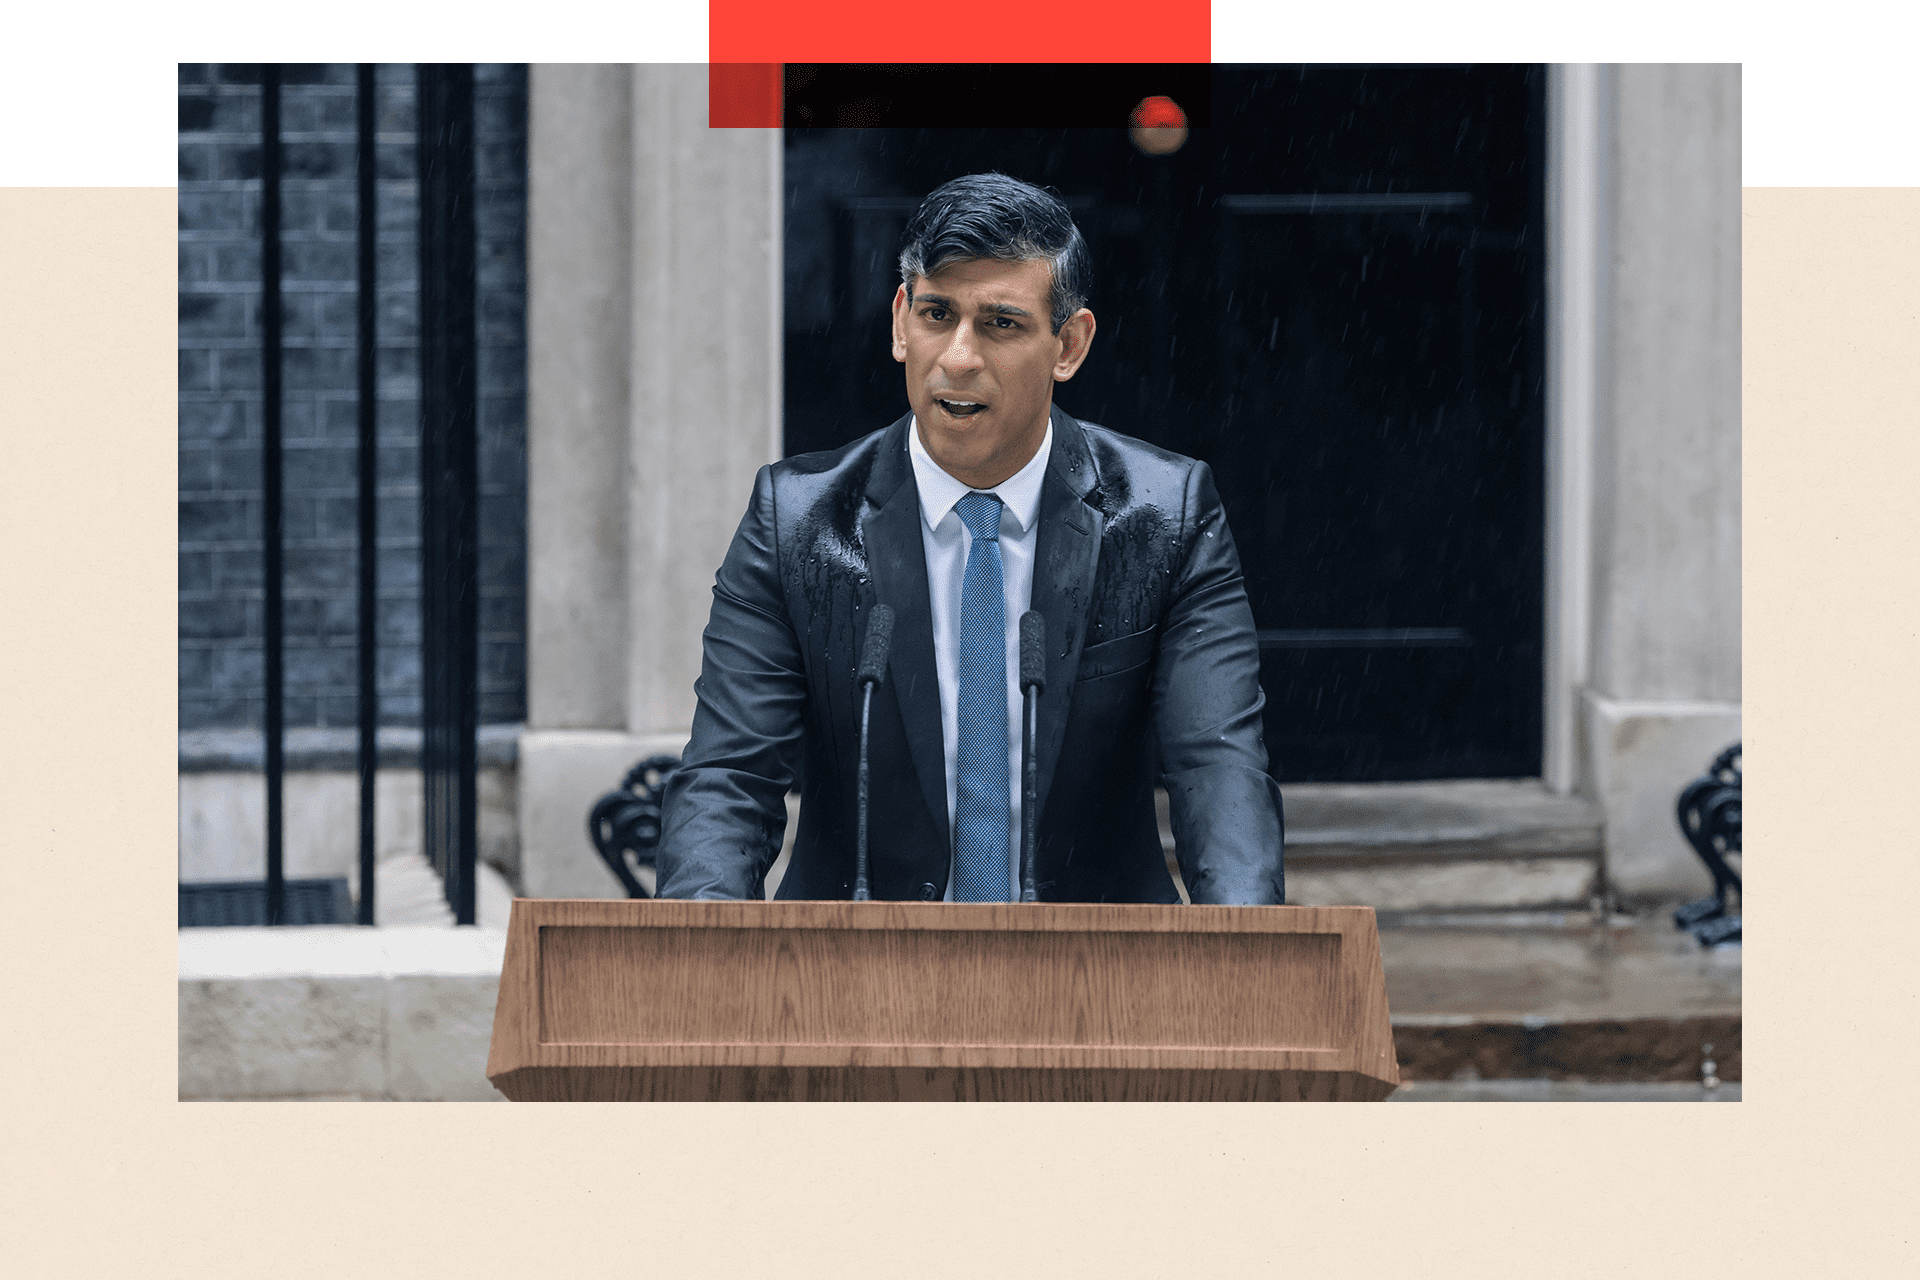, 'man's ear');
1053,308,1097,382
890,284,910,363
